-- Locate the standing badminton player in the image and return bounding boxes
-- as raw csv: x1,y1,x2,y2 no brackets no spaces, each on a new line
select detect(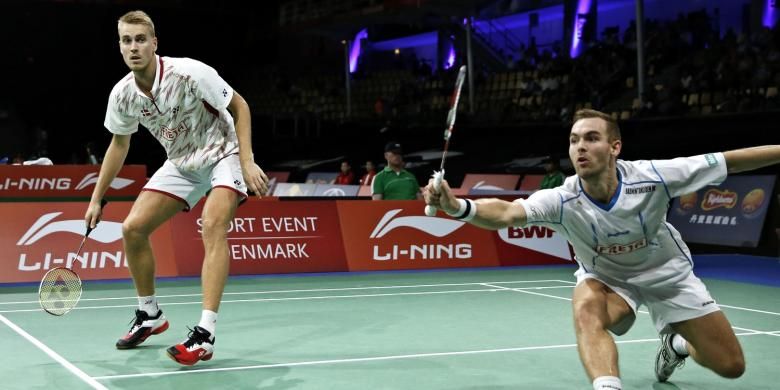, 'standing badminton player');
425,109,780,389
84,10,268,365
